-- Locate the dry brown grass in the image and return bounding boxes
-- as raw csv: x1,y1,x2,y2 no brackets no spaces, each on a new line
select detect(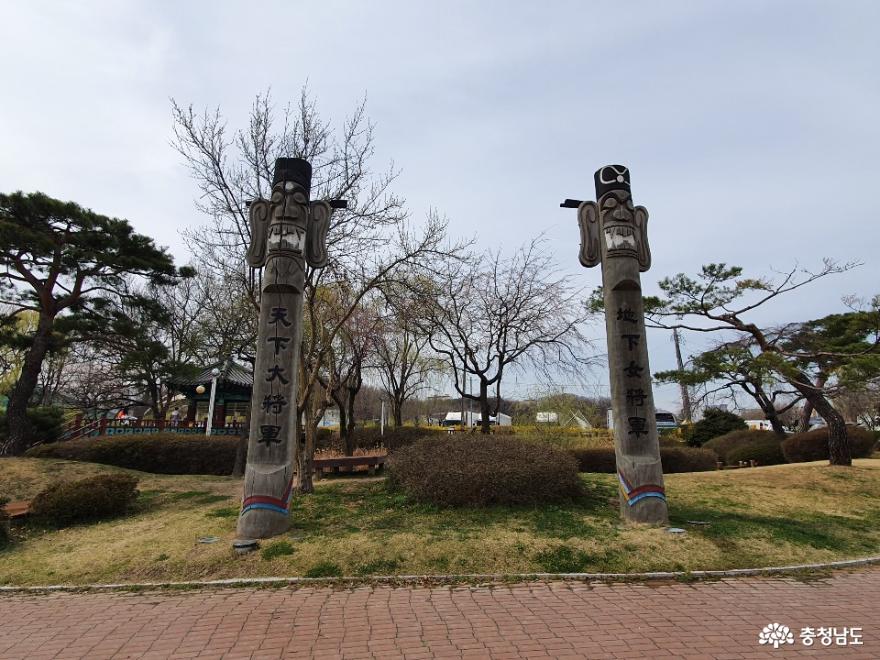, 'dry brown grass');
0,457,878,585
